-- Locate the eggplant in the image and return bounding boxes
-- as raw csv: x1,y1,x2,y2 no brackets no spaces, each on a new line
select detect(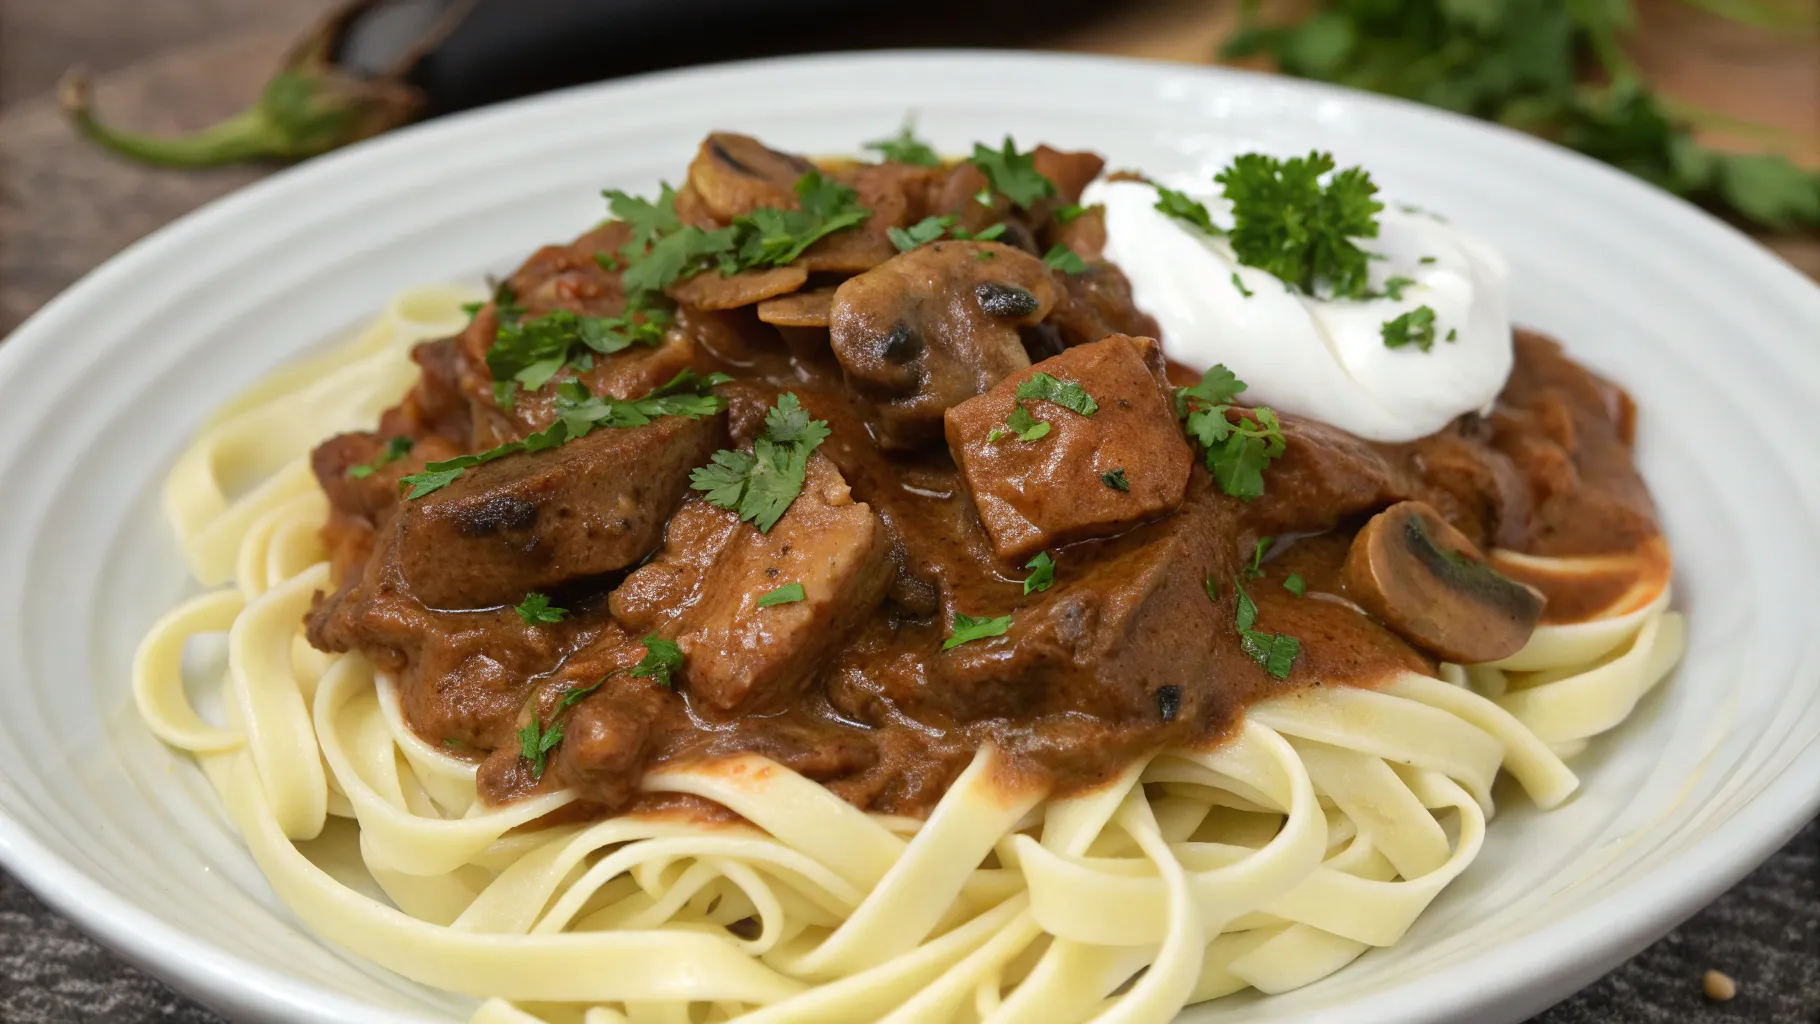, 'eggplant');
58,0,1116,169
